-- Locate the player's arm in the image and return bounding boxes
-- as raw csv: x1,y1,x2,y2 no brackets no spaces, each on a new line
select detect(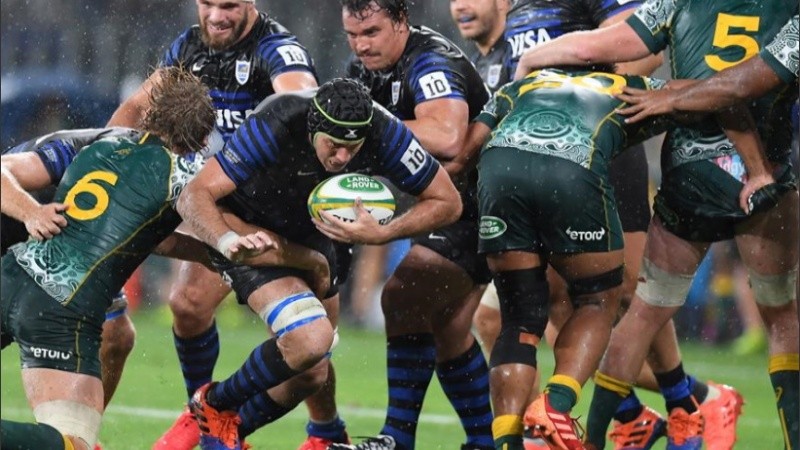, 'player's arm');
599,10,663,76
618,57,785,123
271,71,318,92
176,158,274,262
443,121,492,176
315,166,461,245
106,70,163,127
404,98,470,160
0,152,68,240
153,231,213,267
514,21,651,79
